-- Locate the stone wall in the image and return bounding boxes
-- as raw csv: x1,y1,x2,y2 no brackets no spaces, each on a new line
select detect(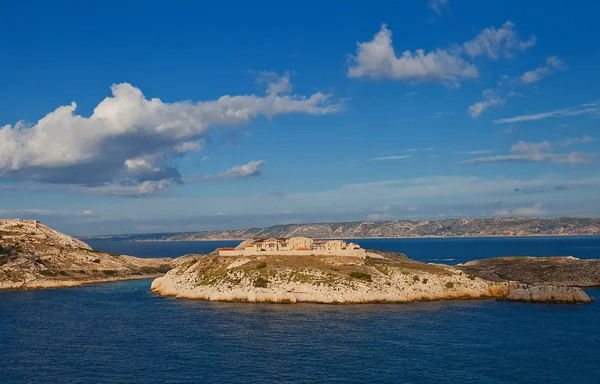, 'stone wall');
218,249,366,258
